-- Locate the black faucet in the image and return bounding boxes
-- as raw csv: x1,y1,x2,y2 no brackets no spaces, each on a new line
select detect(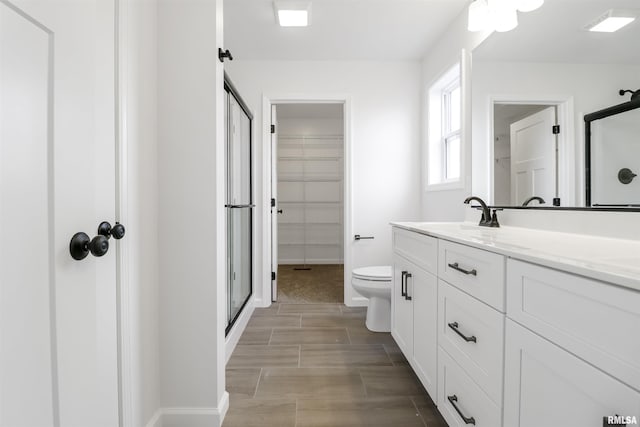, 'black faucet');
522,196,546,207
464,196,500,227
